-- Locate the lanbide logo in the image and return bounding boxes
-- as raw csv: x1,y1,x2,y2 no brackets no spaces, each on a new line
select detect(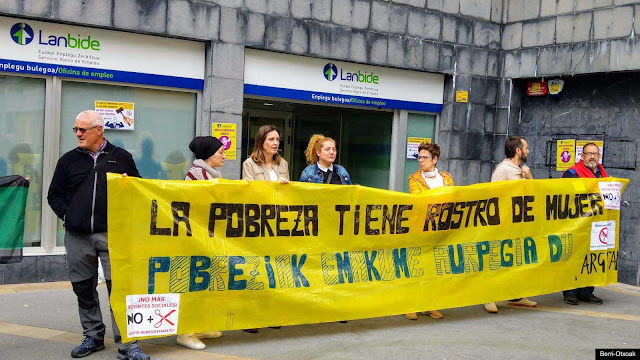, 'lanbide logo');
10,22,101,51
10,22,34,45
323,63,337,81
323,63,380,84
